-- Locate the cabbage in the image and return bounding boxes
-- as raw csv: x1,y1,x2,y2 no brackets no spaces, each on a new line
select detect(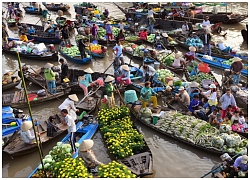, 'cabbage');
57,142,63,146
219,124,231,133
225,134,241,147
44,163,50,169
75,143,80,148
140,108,152,118
211,136,224,149
45,155,52,159
66,148,71,153
38,164,43,170
45,158,52,163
